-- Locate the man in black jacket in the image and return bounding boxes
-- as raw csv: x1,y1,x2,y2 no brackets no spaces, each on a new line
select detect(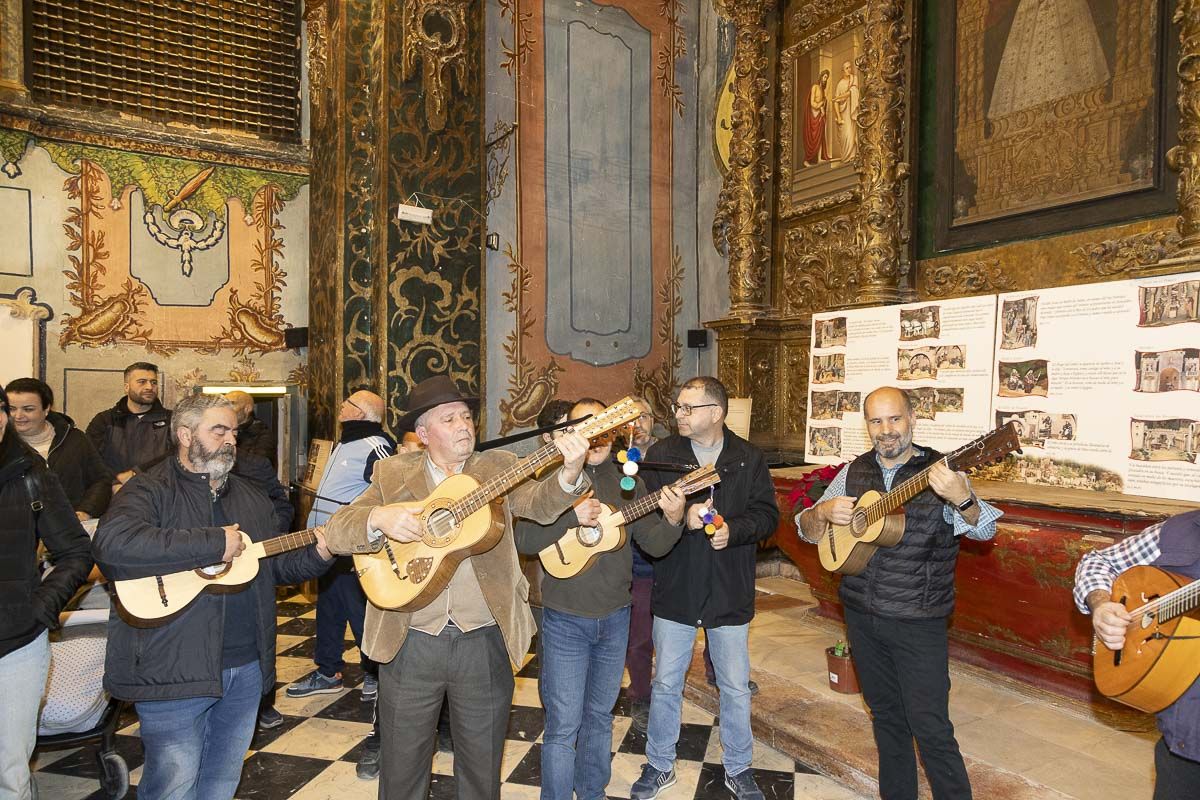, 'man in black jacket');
94,393,332,800
0,386,93,800
6,378,114,520
630,377,779,800
227,390,277,467
797,387,1001,800
86,362,173,486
